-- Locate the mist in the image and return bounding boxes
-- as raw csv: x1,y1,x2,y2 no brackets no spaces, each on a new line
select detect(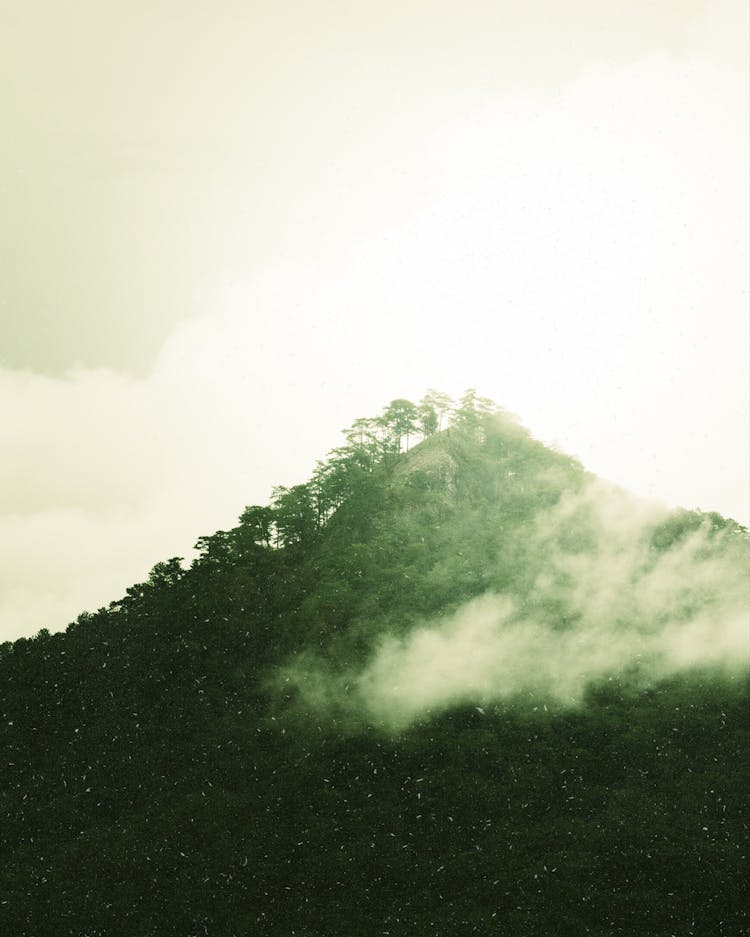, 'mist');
2,18,747,641
282,481,749,730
